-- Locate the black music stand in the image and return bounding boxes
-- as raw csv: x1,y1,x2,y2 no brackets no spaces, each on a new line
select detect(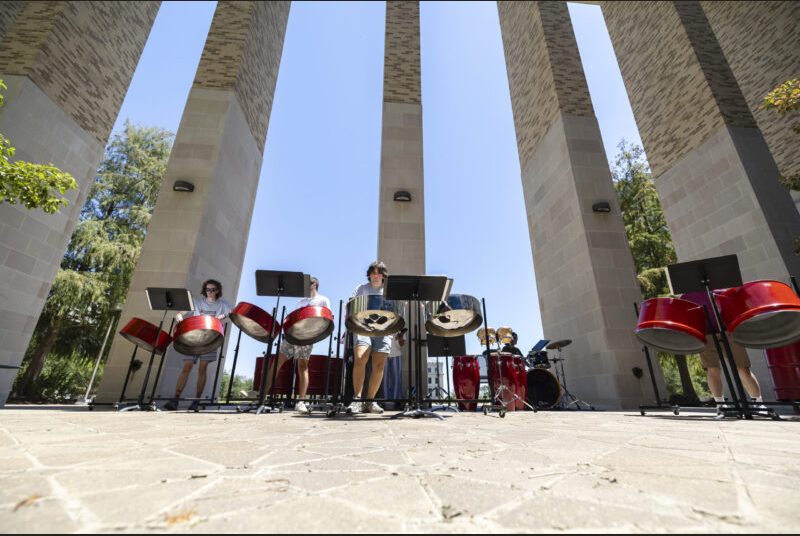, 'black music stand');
666,255,761,420
386,275,450,420
253,270,306,415
119,288,192,412
427,334,464,412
